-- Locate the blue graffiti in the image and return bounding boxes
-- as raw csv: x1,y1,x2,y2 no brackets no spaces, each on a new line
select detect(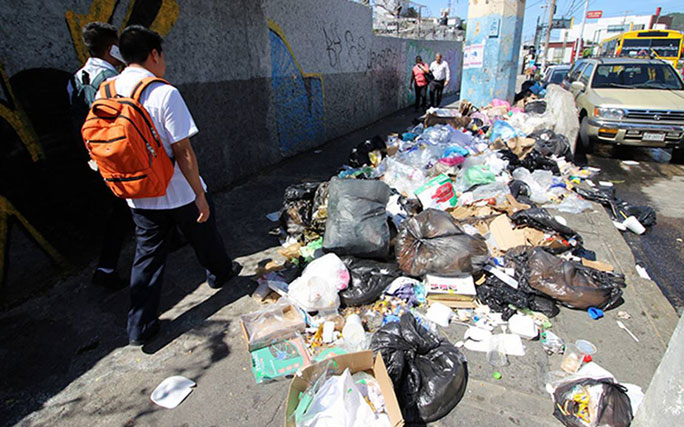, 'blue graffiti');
269,29,324,155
